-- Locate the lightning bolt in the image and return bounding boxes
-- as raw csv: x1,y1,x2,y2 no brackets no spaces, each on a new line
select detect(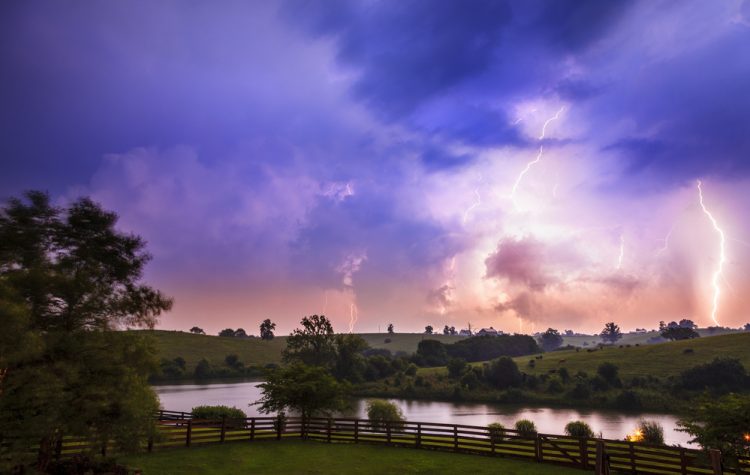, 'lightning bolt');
348,303,358,334
510,106,565,209
697,180,726,326
462,189,481,224
616,234,625,269
656,225,674,256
